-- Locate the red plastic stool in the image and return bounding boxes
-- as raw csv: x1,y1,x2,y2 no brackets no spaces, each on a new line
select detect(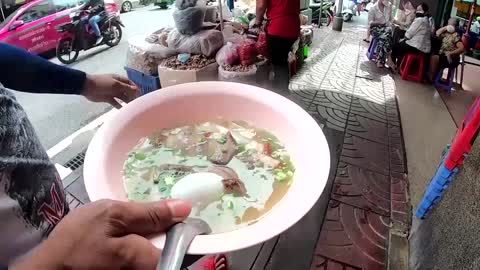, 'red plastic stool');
399,53,425,82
